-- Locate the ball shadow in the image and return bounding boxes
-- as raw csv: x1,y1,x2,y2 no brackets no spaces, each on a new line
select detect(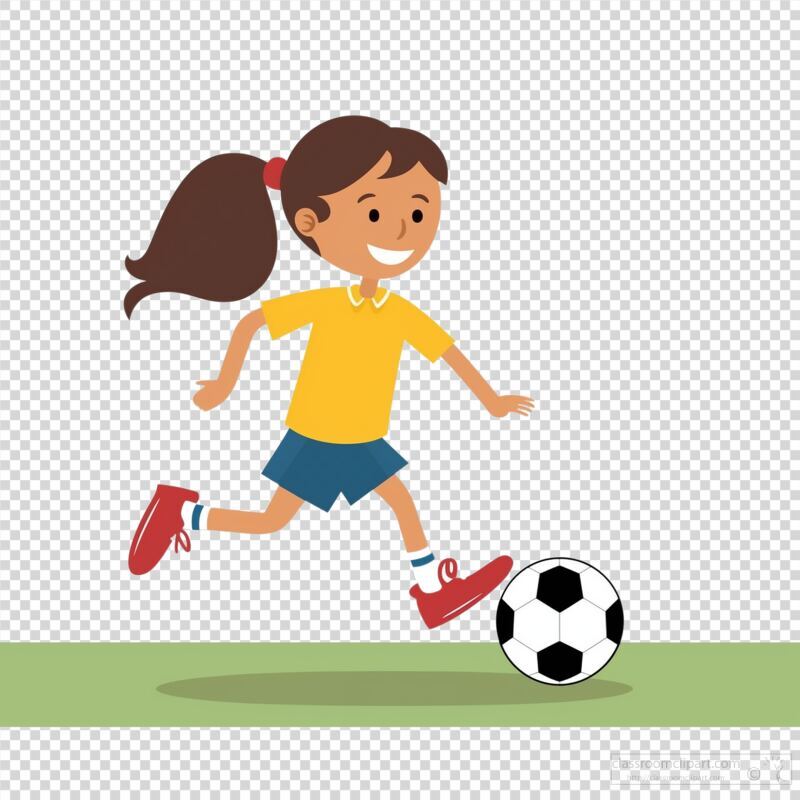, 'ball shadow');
157,671,632,706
